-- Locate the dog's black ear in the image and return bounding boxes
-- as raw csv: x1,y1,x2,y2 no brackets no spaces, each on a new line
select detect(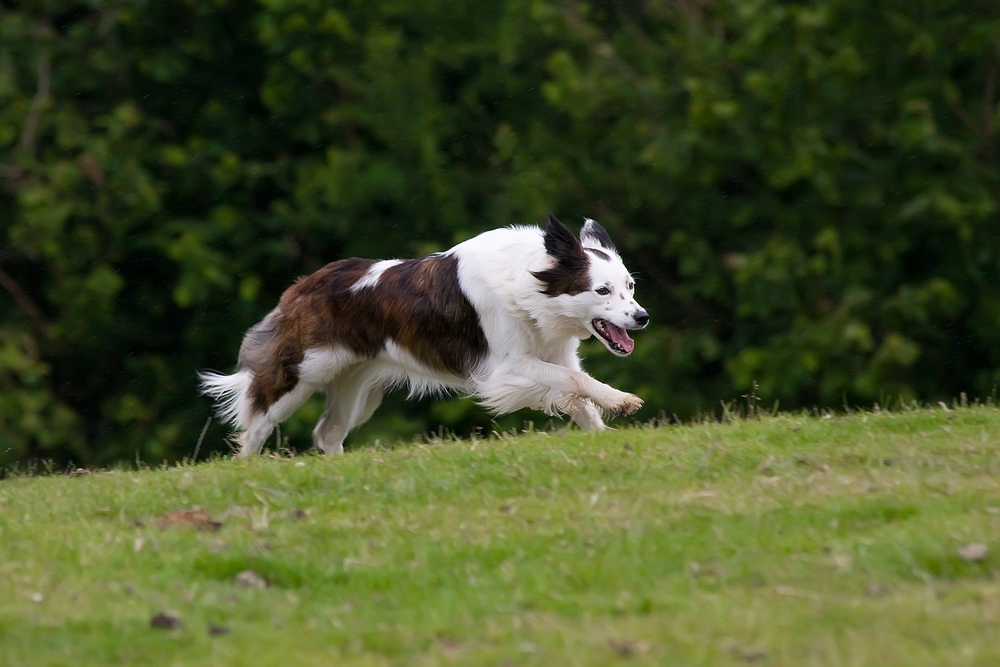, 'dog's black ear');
532,213,590,296
541,213,583,258
580,218,616,252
